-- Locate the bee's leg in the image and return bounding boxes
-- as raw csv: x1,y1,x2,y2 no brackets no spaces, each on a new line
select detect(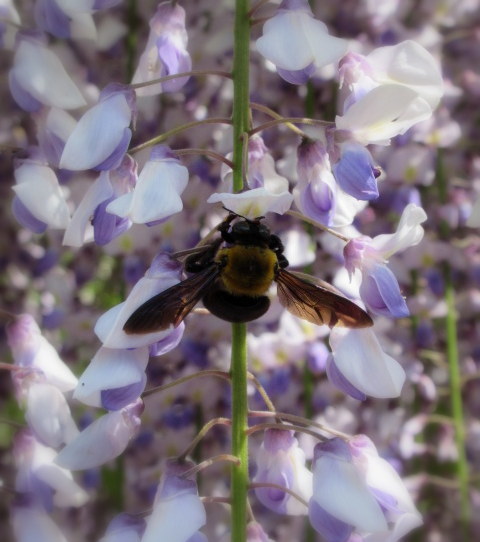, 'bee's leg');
268,234,289,269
